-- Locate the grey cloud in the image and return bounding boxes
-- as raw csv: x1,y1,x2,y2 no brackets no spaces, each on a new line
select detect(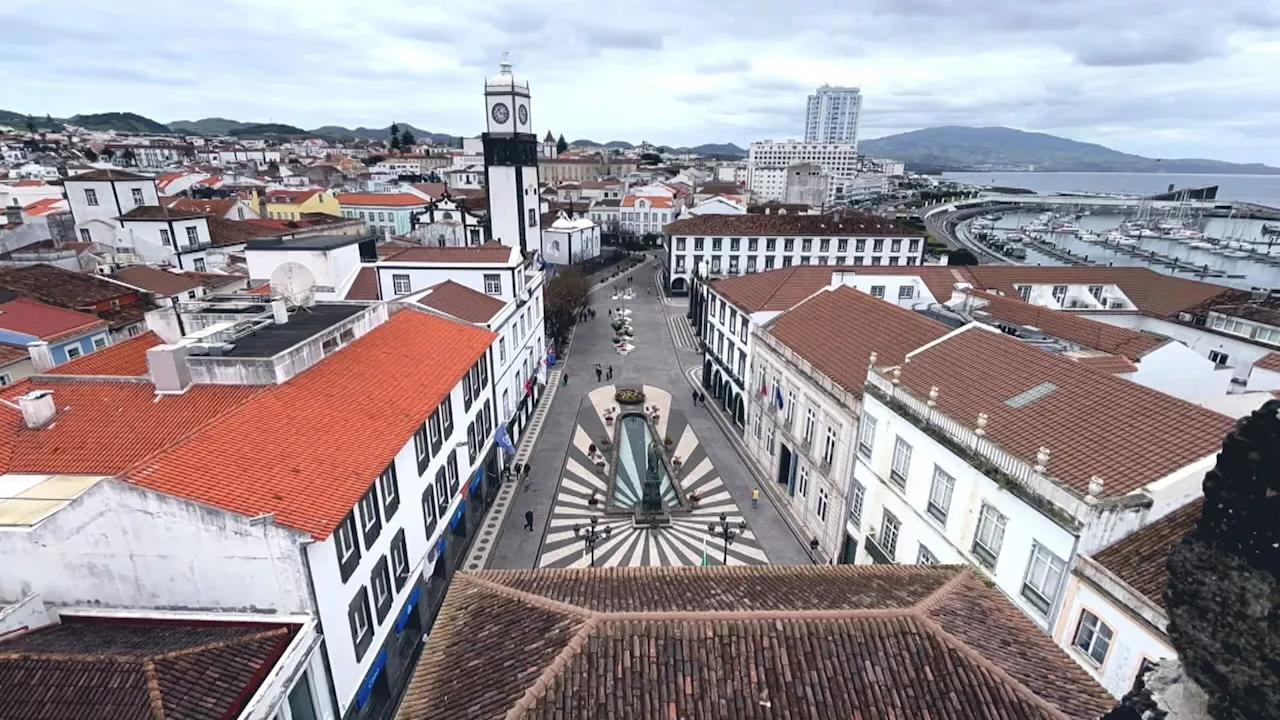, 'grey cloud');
1074,36,1226,67
584,26,664,50
695,59,752,75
